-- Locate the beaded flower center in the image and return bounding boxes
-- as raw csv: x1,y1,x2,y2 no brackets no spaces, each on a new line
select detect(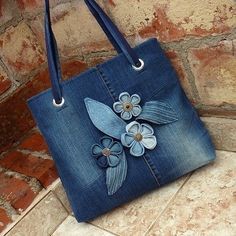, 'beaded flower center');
123,102,133,112
134,133,143,142
102,148,111,157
